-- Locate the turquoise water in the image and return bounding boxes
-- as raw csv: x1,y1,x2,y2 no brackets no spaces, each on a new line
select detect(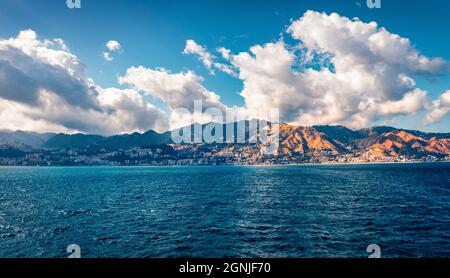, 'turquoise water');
0,163,449,258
